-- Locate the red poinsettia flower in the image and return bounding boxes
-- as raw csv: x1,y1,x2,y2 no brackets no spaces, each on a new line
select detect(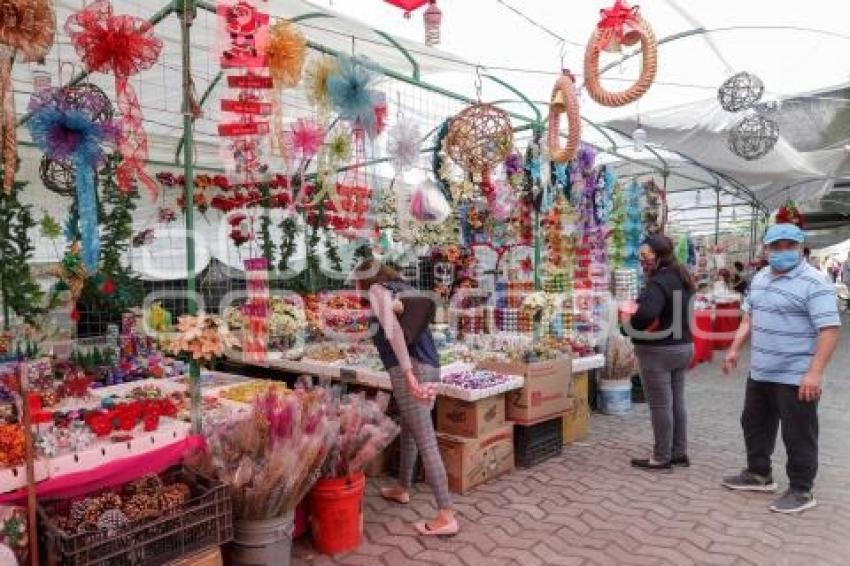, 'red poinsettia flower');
519,257,534,274
212,175,230,190
229,213,248,227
